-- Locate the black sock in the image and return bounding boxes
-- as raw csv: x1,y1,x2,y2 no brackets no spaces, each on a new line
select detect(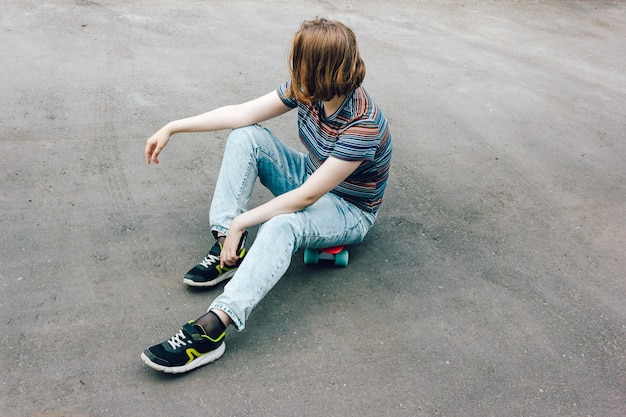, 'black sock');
196,311,226,338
